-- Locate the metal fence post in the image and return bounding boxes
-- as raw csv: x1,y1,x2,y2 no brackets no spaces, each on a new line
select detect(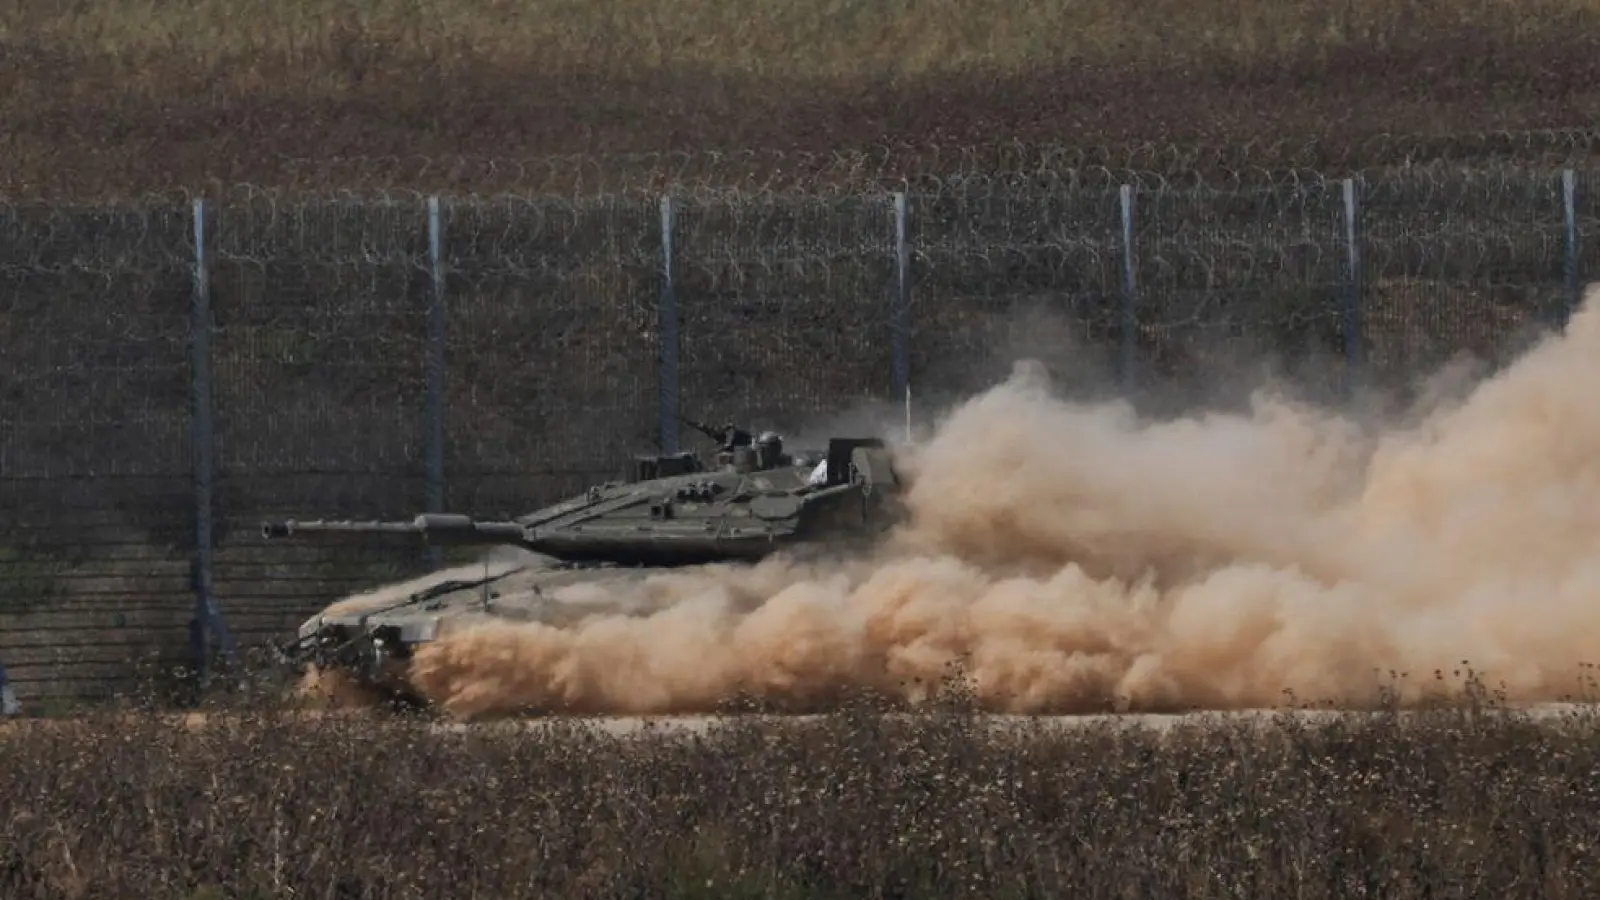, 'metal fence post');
424,196,446,569
892,191,911,411
0,660,15,716
189,197,235,678
1119,184,1138,392
1342,178,1365,393
1565,169,1581,318
659,196,679,455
